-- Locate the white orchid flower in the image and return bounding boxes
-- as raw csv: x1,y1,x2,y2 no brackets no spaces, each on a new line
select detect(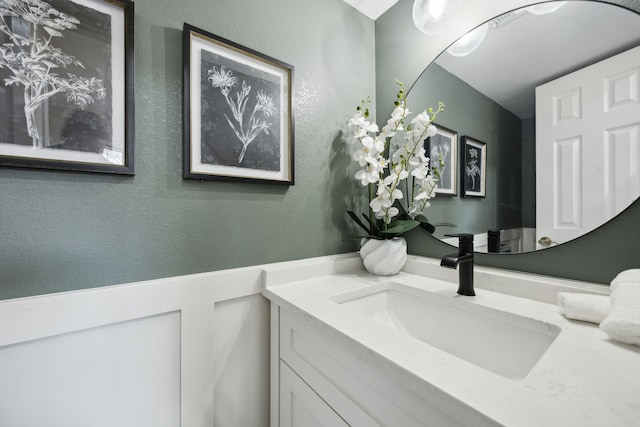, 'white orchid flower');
370,192,393,212
415,176,438,200
355,165,380,186
389,104,409,122
411,164,429,180
376,157,388,172
391,147,405,164
372,136,385,154
411,110,431,129
347,113,366,129
380,125,396,139
351,148,367,166
375,184,403,208
375,206,400,223
348,115,379,138
408,155,421,167
347,81,445,236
